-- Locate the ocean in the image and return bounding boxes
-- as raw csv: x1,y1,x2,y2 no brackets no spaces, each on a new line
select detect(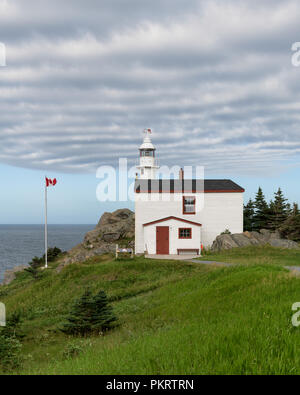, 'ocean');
0,224,95,281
